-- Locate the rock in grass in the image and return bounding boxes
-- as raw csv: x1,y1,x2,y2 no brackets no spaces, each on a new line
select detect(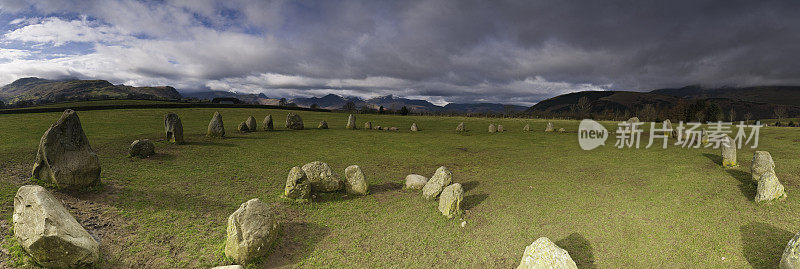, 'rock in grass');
405,174,428,190
721,135,737,167
498,125,504,132
411,123,419,131
389,127,399,131
422,166,453,200
238,121,250,132
225,198,278,264
364,121,372,130
263,115,274,131
207,111,225,137
13,185,99,268
488,124,497,133
781,231,800,268
701,129,709,144
285,112,304,130
523,124,531,132
346,114,356,129
751,151,775,182
755,171,786,202
344,165,368,195
374,125,382,130
438,183,464,219
284,167,310,200
318,120,329,129
212,266,243,269
164,112,184,144
663,119,675,137
558,128,565,133
301,161,342,192
545,122,554,132
32,109,101,189
627,117,640,123
129,139,155,158
456,122,466,132
517,237,578,269
246,116,257,131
